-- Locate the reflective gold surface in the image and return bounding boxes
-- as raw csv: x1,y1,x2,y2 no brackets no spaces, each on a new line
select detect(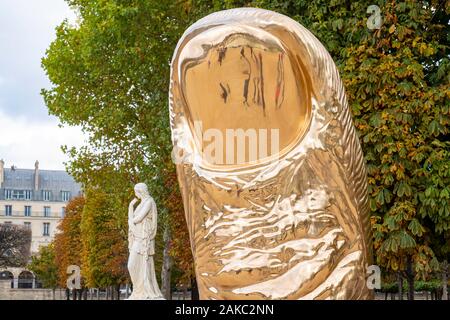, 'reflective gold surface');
169,8,373,299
